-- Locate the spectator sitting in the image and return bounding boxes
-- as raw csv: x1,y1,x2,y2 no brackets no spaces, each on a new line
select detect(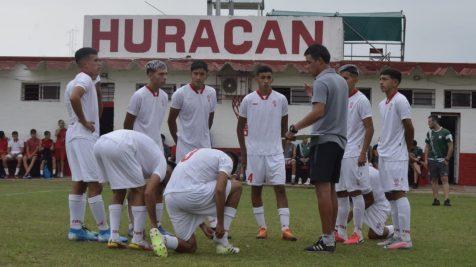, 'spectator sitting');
283,139,297,184
7,131,24,178
296,138,311,185
55,119,67,178
40,131,56,177
23,129,40,179
0,131,8,178
410,140,424,189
